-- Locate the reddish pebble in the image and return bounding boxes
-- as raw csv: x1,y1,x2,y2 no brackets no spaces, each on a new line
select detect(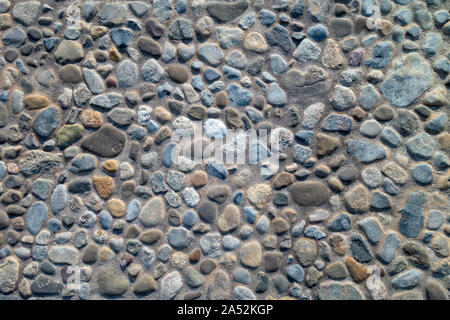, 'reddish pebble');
120,253,133,269
189,249,201,263
106,77,118,87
